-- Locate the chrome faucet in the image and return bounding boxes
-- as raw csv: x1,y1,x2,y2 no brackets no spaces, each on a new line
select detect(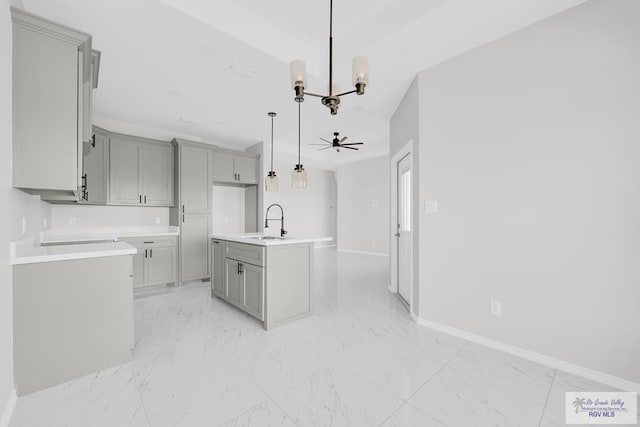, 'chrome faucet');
265,203,287,237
